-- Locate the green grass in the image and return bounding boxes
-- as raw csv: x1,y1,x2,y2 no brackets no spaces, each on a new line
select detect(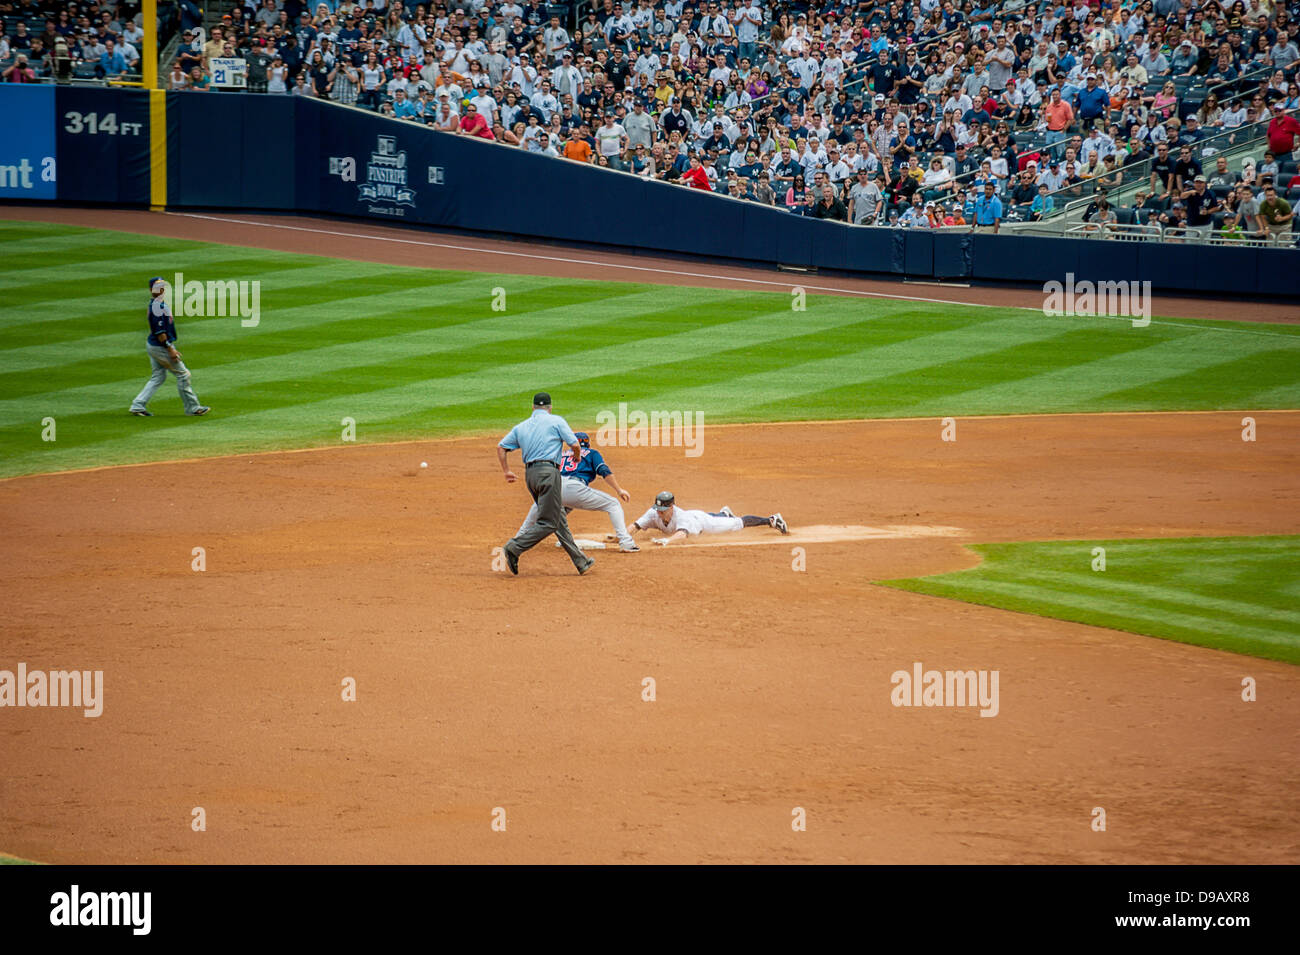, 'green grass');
1,219,1298,478
0,853,39,864
881,536,1300,664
